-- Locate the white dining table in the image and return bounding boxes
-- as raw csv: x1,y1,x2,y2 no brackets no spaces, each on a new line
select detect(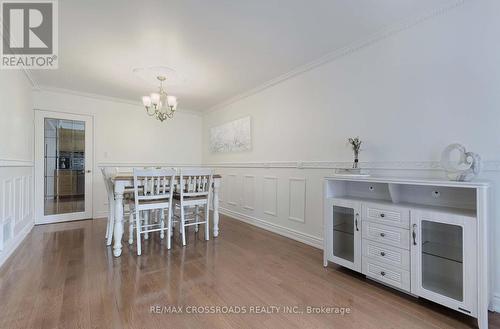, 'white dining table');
108,173,221,257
